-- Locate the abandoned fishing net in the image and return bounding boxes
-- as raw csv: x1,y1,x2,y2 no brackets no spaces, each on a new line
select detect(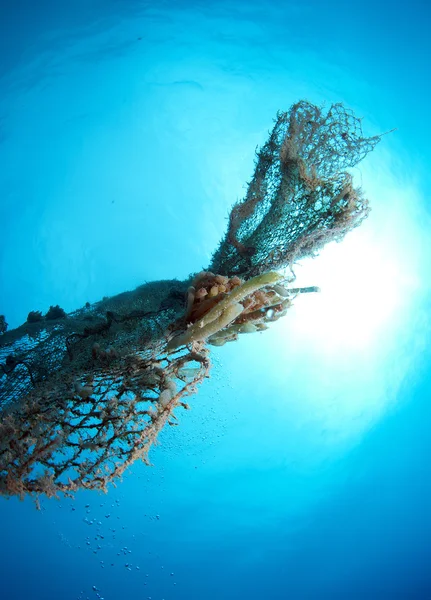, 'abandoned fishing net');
0,101,383,504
